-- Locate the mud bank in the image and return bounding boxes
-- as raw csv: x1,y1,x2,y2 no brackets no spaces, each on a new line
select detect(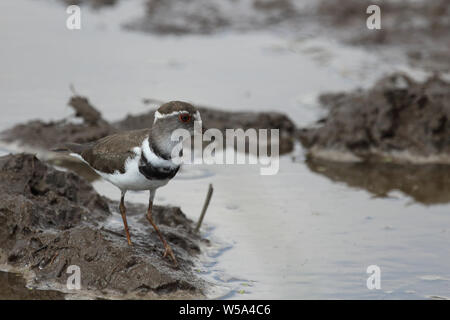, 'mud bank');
58,0,304,34
0,96,116,151
59,1,449,73
0,96,296,156
298,73,450,164
117,105,296,155
316,0,450,72
0,271,65,299
123,0,448,72
125,0,302,35
0,154,205,299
